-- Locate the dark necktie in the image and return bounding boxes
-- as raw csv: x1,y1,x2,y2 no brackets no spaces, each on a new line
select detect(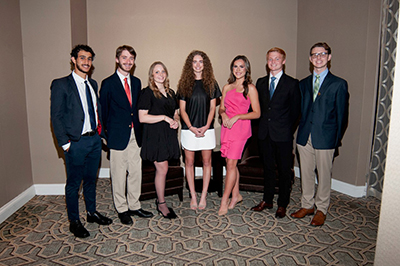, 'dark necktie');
269,76,276,99
85,81,96,131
